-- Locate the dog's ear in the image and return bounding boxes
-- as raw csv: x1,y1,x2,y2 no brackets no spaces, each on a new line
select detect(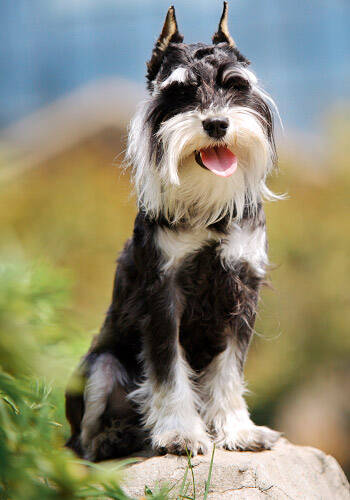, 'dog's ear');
147,6,184,83
212,1,235,47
